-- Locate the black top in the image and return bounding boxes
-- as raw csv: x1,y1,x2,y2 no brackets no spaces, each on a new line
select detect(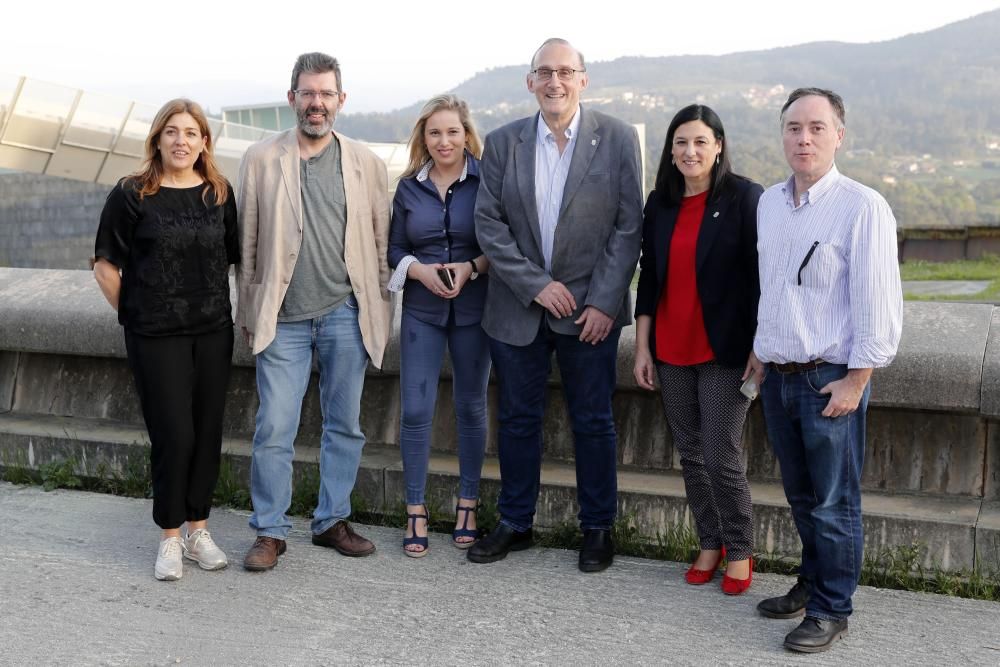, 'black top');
634,175,763,367
95,179,239,336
